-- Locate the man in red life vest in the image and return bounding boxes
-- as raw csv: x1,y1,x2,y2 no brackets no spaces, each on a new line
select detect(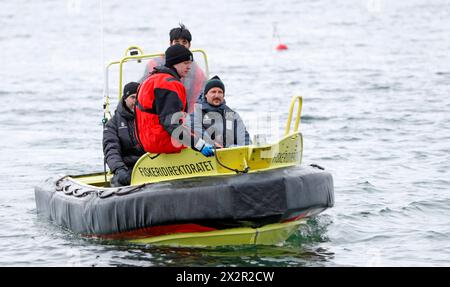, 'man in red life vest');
139,24,206,113
135,44,214,157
